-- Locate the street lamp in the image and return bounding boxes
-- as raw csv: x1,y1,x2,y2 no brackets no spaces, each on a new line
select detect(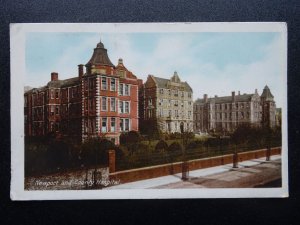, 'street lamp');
181,123,189,181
